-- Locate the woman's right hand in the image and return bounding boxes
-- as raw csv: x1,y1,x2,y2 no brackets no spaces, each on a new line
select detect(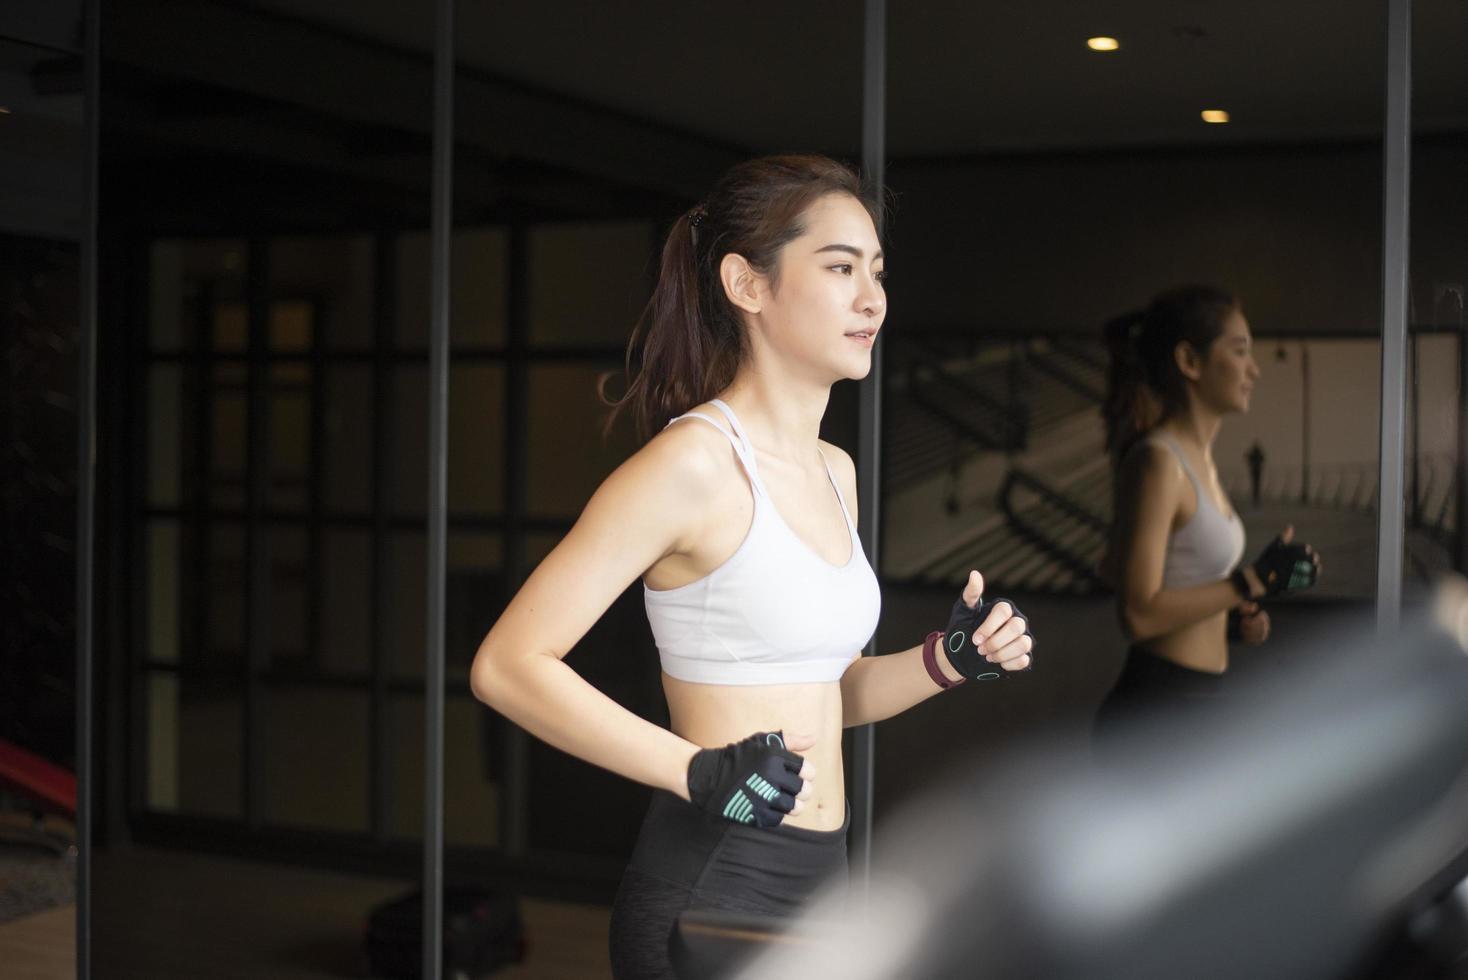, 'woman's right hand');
685,731,815,827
